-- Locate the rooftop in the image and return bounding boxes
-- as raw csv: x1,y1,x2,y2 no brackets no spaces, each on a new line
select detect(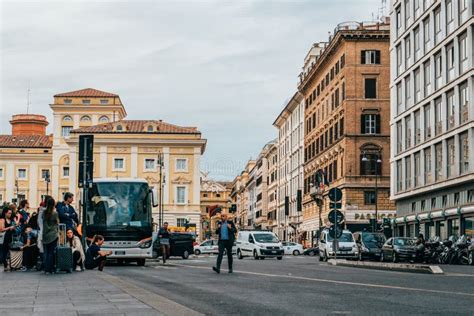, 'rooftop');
71,120,200,135
0,135,52,148
54,88,119,98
